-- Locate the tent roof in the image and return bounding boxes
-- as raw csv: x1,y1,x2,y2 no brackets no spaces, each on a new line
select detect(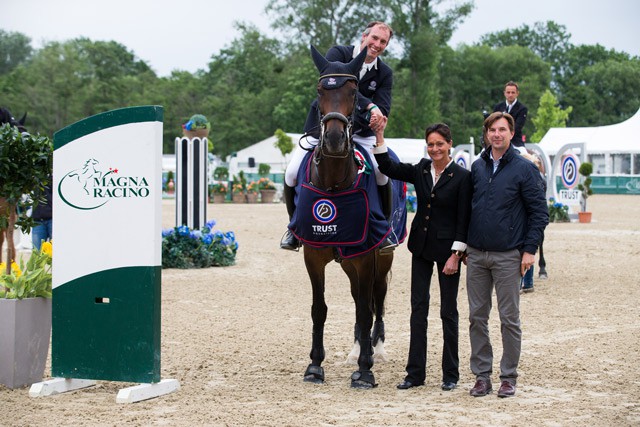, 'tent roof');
538,108,640,155
229,133,427,167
